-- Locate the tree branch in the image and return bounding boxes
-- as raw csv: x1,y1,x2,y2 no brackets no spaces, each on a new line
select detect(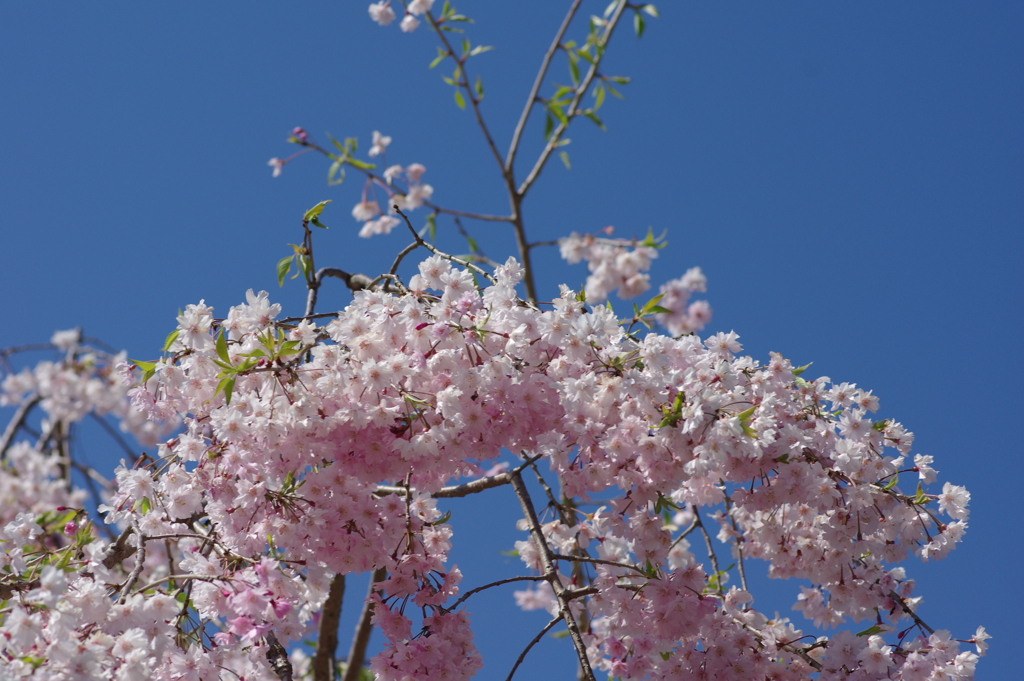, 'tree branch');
505,0,584,173
342,567,387,681
0,394,39,457
313,573,346,681
517,0,629,197
509,470,596,681
504,615,562,681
